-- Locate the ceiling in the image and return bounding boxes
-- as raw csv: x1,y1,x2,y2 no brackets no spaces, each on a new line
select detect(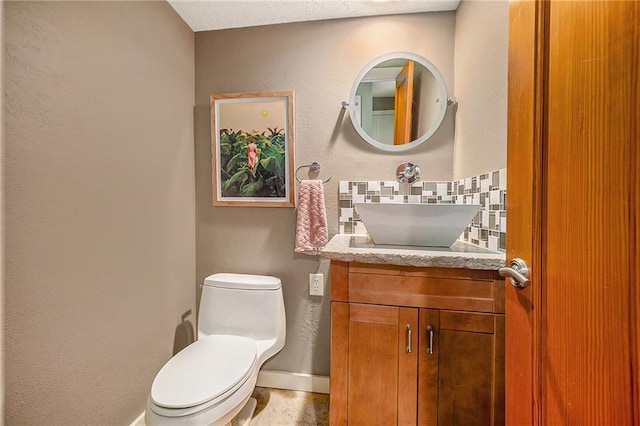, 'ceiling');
167,0,461,32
